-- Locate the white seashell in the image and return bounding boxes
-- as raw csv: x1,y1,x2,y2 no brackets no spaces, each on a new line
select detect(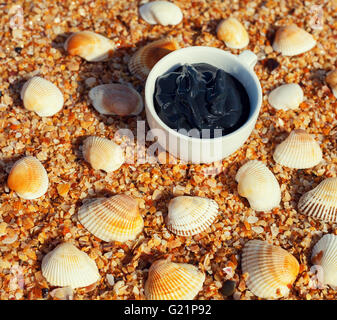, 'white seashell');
326,70,337,98
139,1,183,26
298,177,337,222
272,25,316,56
20,77,64,117
273,129,322,169
88,83,143,116
50,287,73,300
235,160,281,212
268,84,304,110
166,196,219,236
82,136,125,173
41,242,100,288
